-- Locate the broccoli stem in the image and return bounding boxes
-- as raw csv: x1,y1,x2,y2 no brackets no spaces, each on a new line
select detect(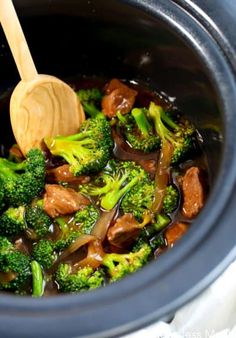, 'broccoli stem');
31,260,44,297
55,217,69,235
101,175,140,210
47,132,93,143
0,158,26,172
0,163,18,181
83,103,103,119
46,138,96,171
160,109,178,130
154,214,170,231
116,111,127,124
131,108,152,137
148,103,171,141
36,199,44,208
